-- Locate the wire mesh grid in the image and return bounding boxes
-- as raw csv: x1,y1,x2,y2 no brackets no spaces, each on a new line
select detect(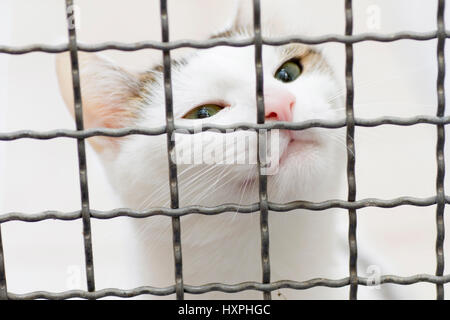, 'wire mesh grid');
0,0,449,300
